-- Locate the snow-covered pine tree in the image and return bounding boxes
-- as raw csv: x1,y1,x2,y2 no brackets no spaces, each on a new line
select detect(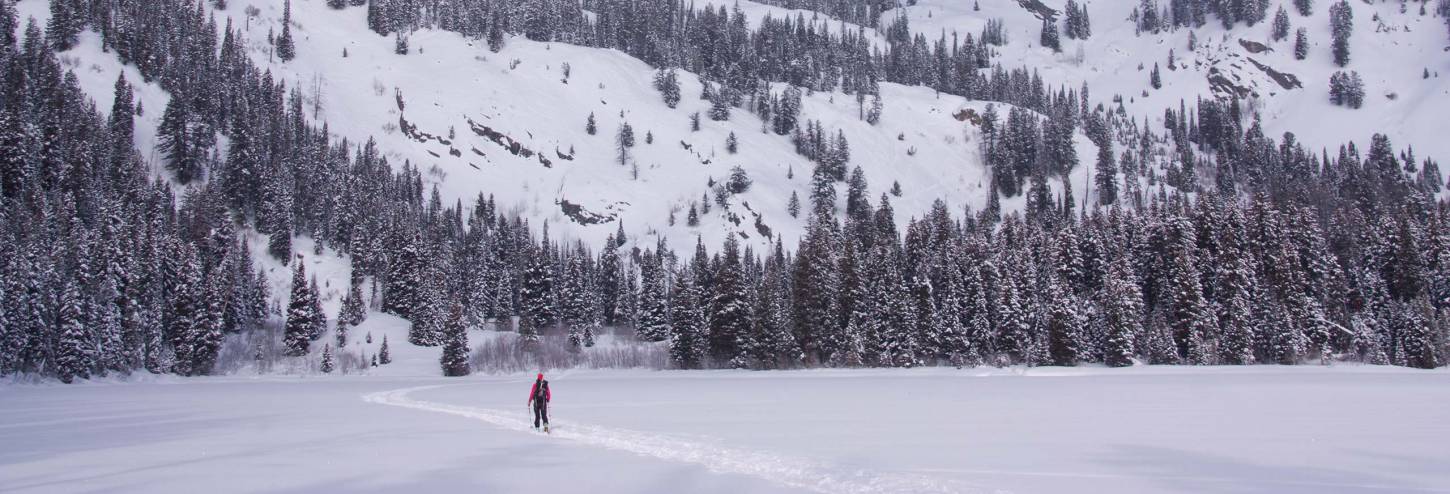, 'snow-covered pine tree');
1045,275,1084,366
53,278,91,384
1272,6,1291,42
1294,28,1308,60
653,68,681,108
383,234,422,318
1295,0,1313,16
276,0,296,61
46,0,80,50
669,267,707,369
708,236,750,367
440,304,471,376
1102,255,1143,367
320,343,335,373
283,260,314,357
187,277,225,376
1329,0,1353,67
616,121,634,166
1040,18,1061,53
379,335,392,364
520,238,556,339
